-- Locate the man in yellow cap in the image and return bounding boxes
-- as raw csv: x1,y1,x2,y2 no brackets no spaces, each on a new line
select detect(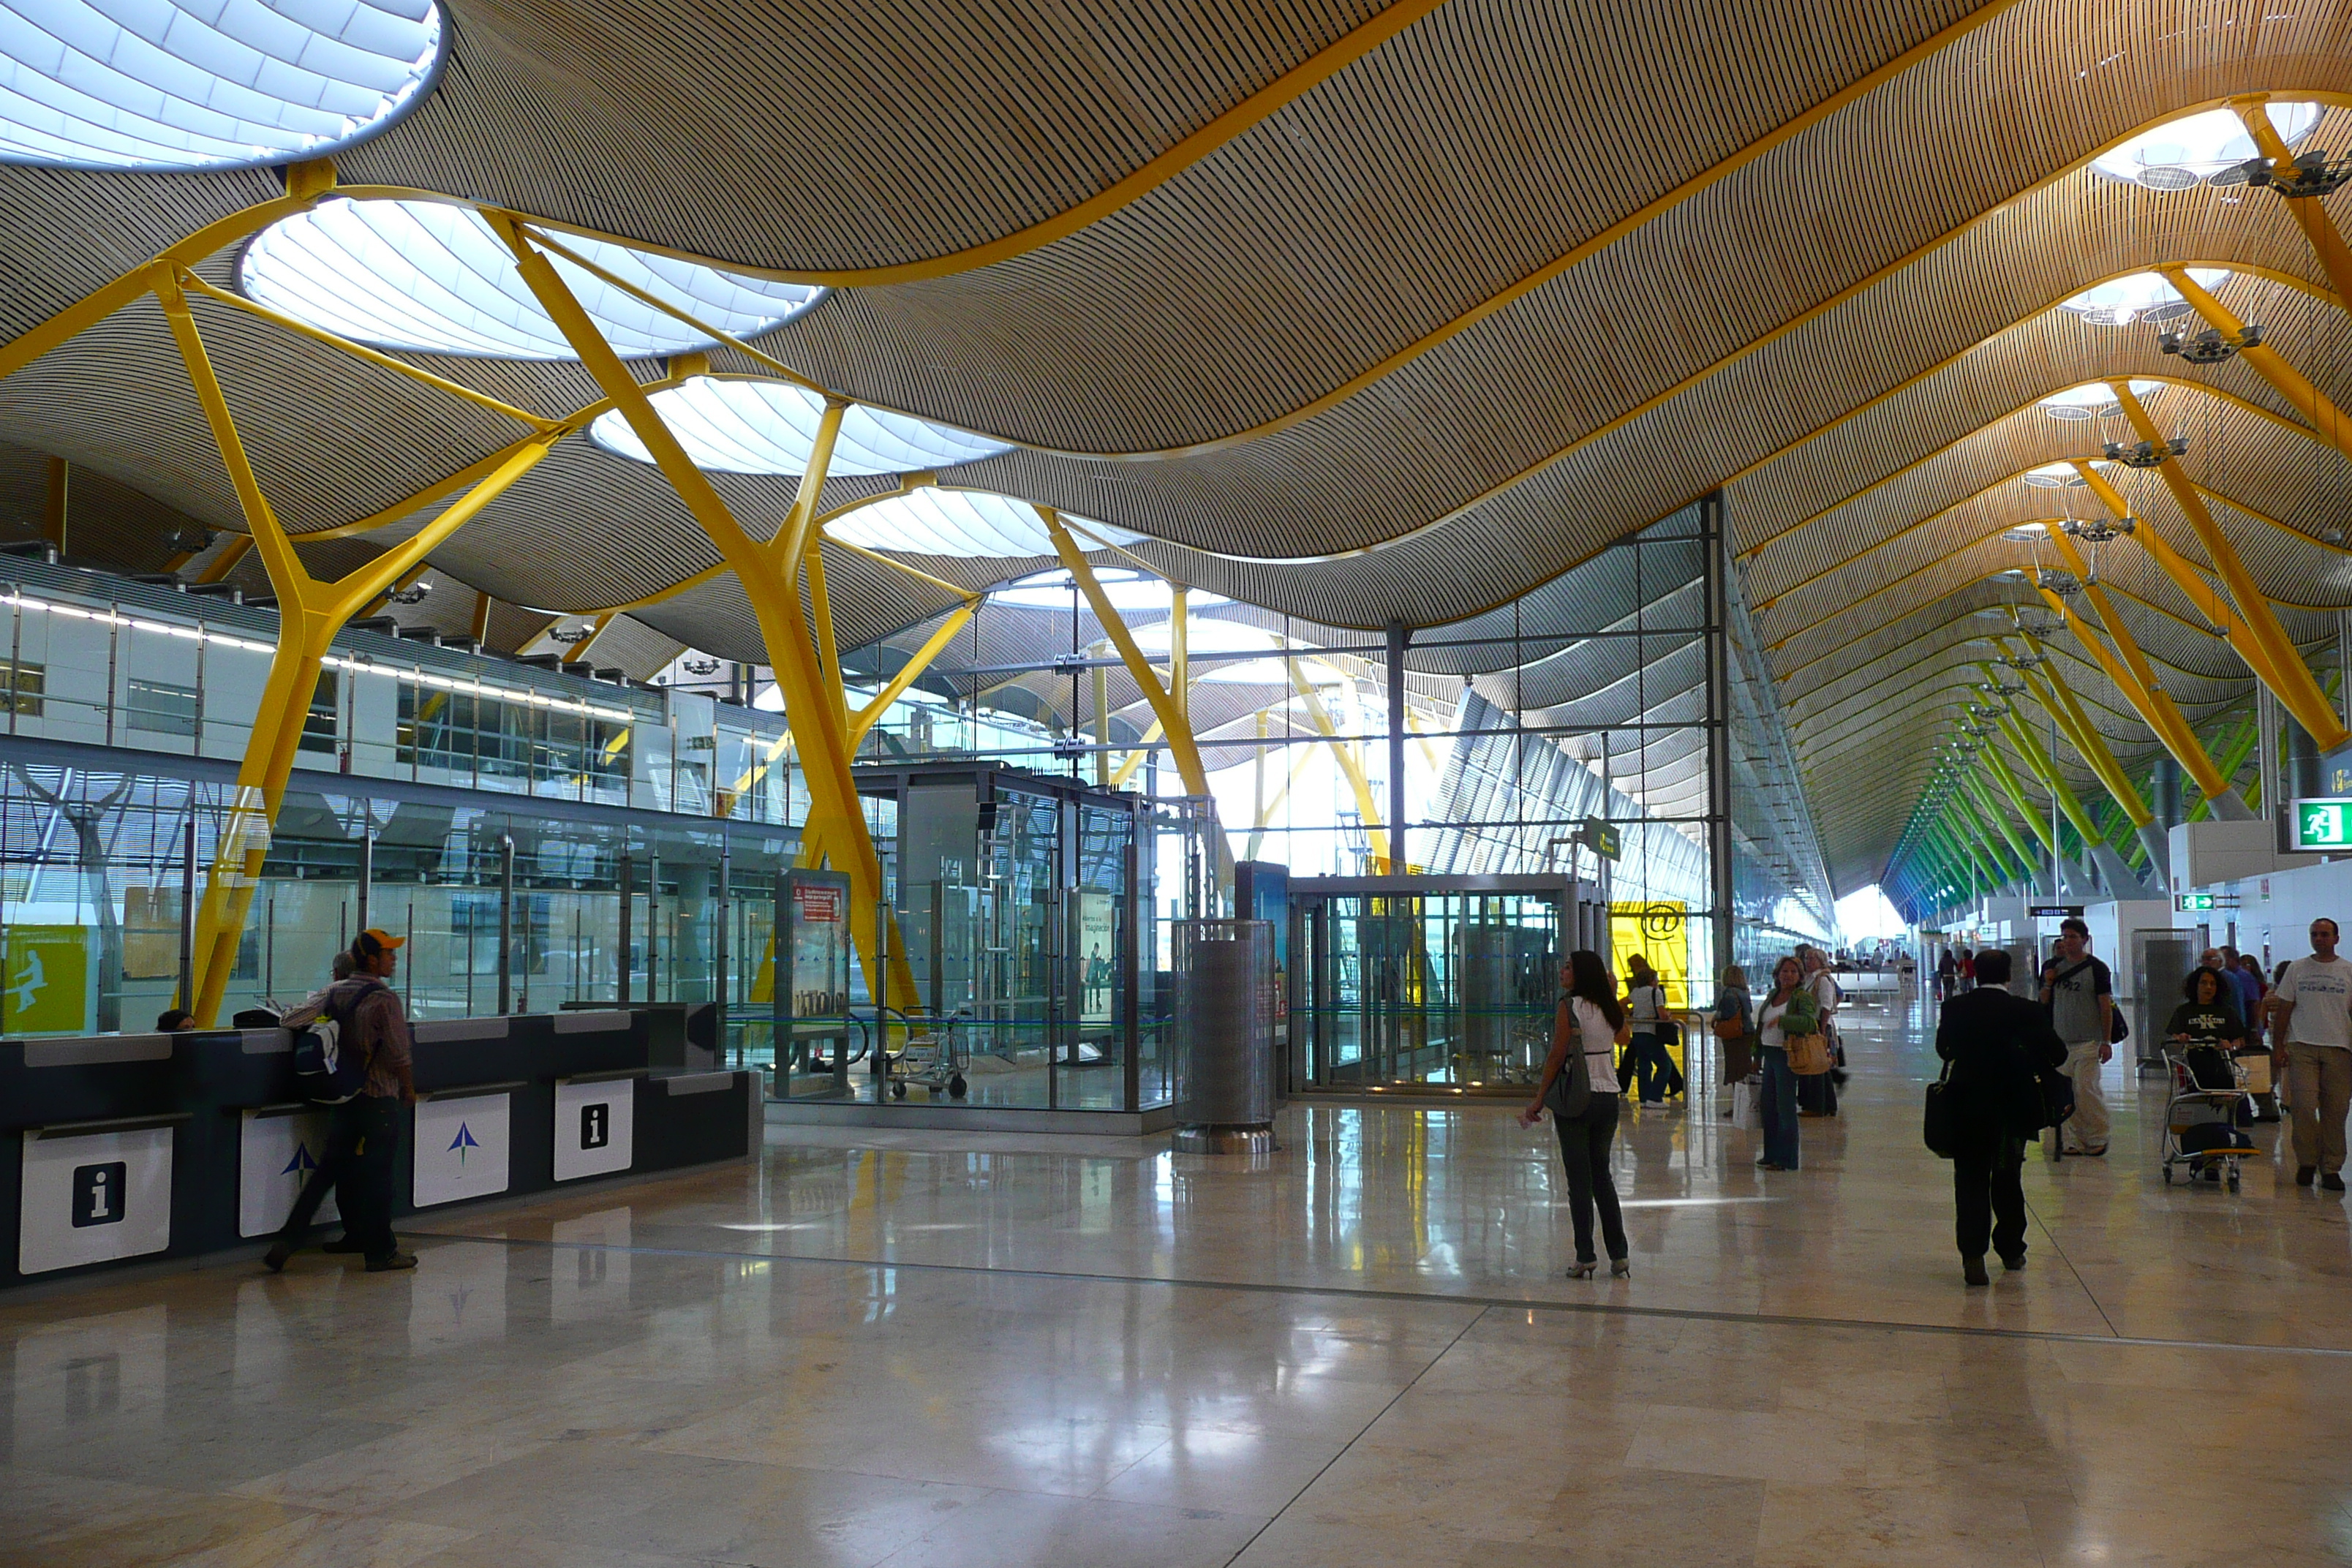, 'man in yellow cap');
265,928,418,1273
